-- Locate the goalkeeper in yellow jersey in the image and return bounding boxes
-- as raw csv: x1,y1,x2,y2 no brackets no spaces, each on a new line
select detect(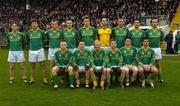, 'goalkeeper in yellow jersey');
97,18,112,51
